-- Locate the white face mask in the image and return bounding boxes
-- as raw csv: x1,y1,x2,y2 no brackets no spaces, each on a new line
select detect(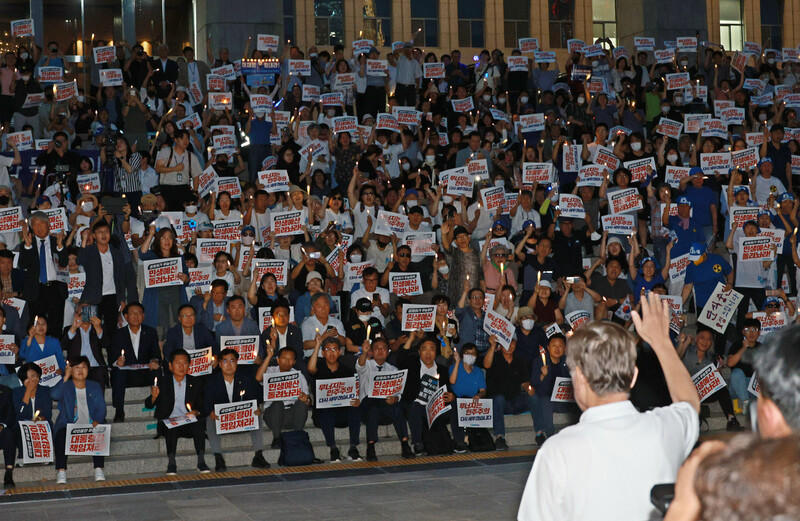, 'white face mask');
425,155,435,164
667,154,678,163
20,75,30,81
462,354,476,366
402,162,411,171
497,97,506,104
81,201,94,212
768,58,776,64
630,142,642,152
406,199,418,208
358,313,370,322
674,96,683,105
591,61,599,68
442,195,453,204
438,264,449,274
680,60,689,67
185,205,197,214
495,179,504,188
577,96,585,104
519,96,529,104
326,109,335,117
310,52,318,58
350,253,363,262
19,52,29,60
661,106,670,114
482,95,491,101
521,319,535,330
242,235,254,246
